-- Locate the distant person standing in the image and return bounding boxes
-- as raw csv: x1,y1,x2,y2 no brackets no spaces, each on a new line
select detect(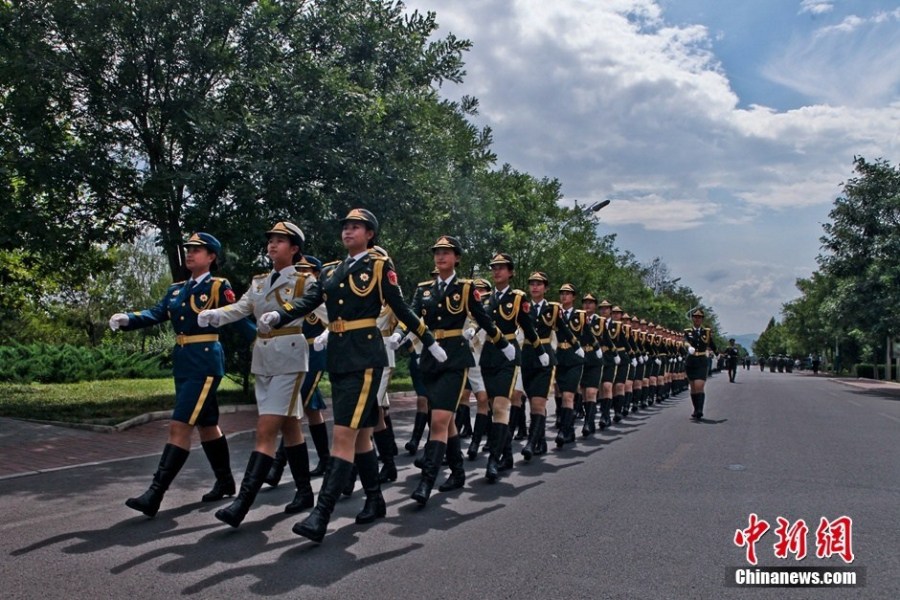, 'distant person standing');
812,354,821,375
724,339,740,383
